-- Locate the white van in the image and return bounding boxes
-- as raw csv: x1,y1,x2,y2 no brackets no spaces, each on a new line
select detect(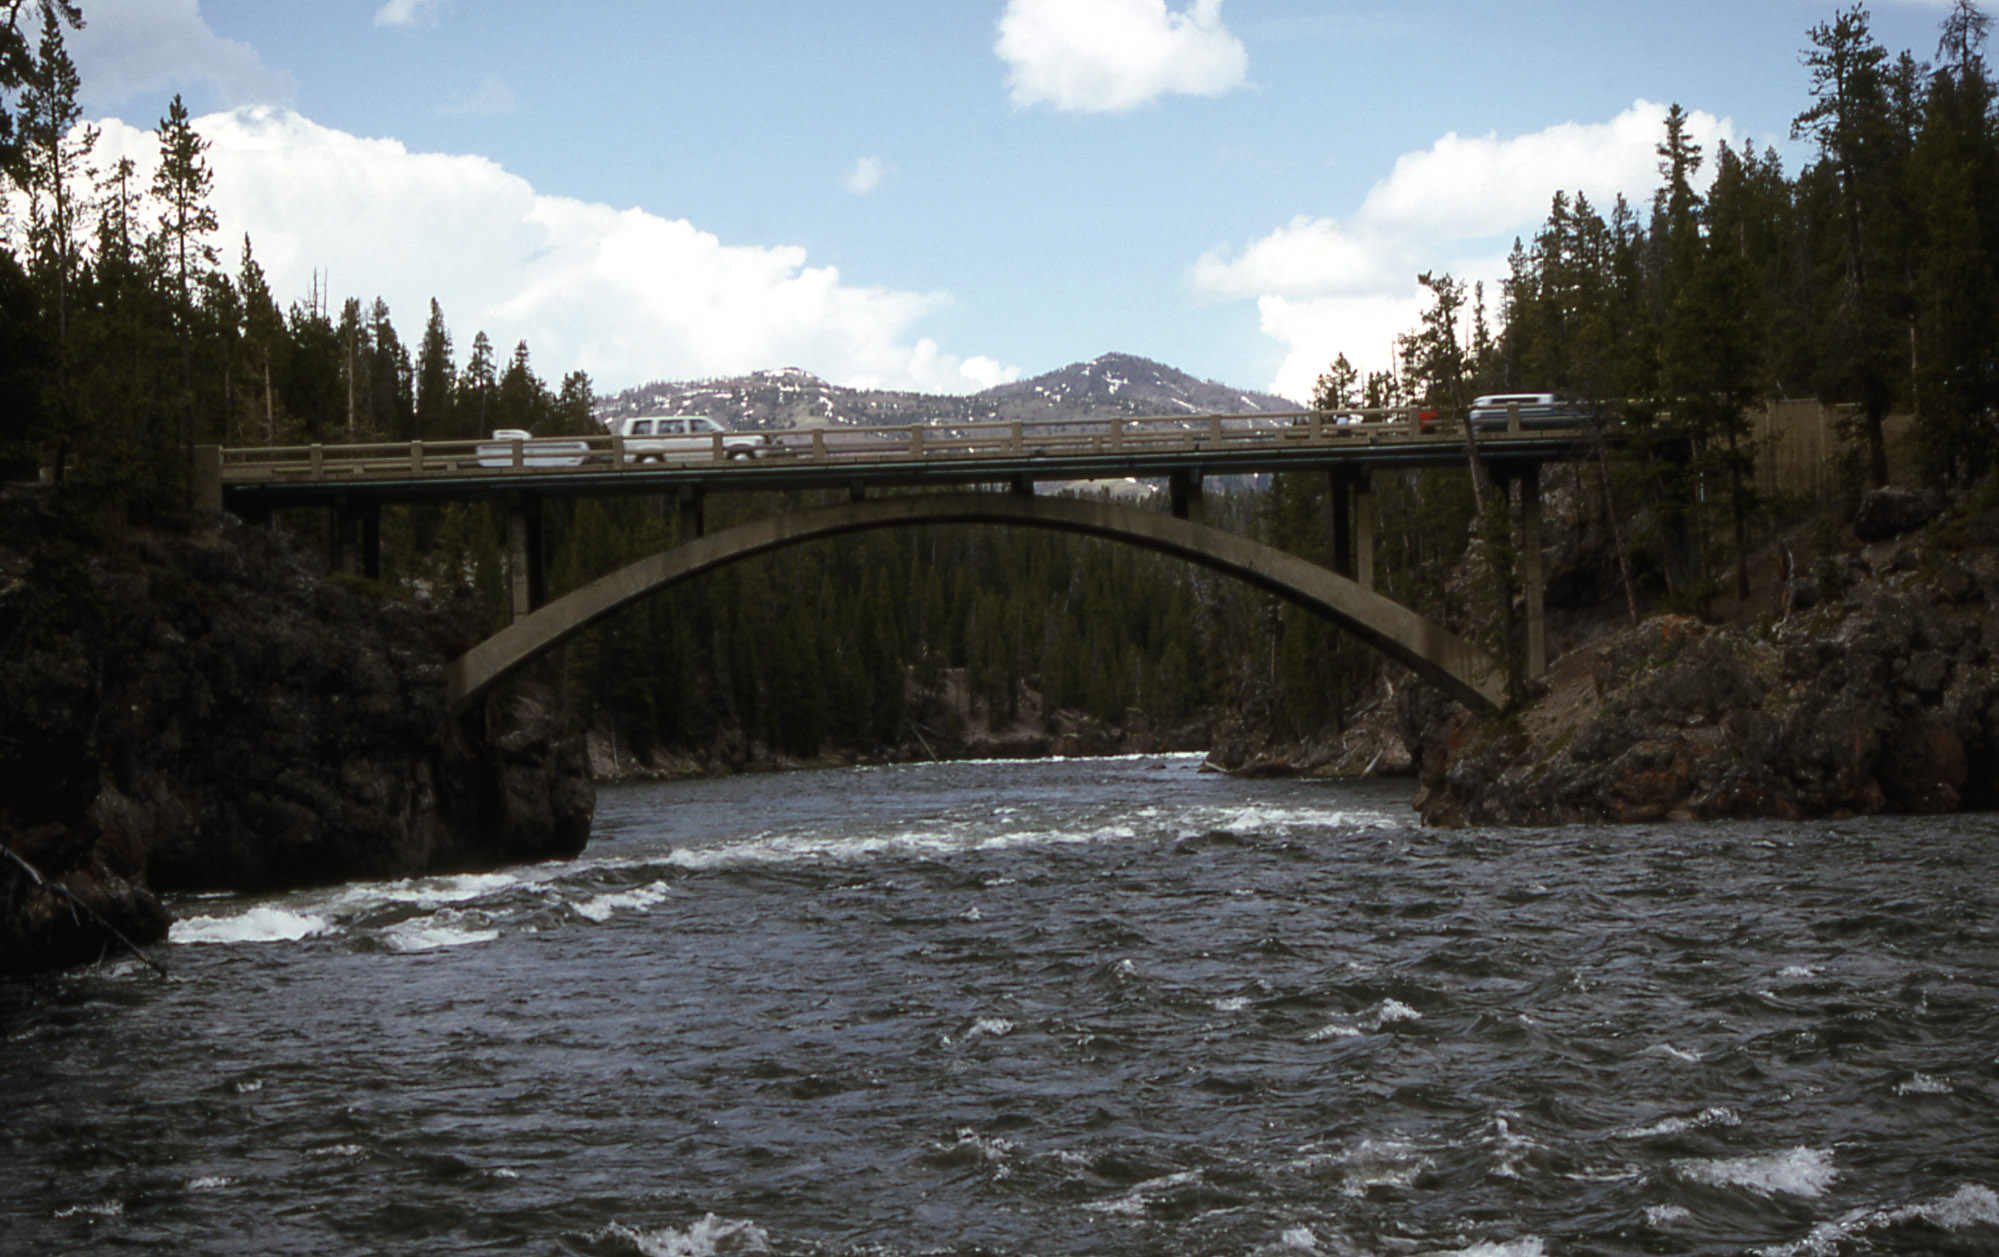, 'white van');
615,415,773,462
